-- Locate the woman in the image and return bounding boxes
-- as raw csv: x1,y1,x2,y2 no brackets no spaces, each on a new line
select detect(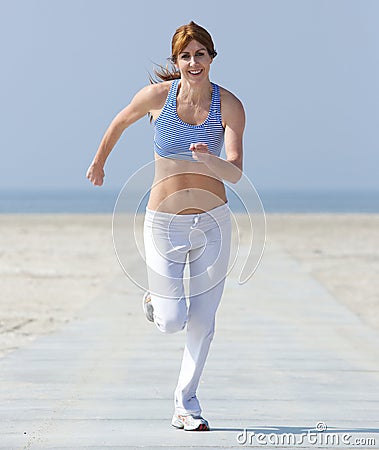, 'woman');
86,21,245,431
